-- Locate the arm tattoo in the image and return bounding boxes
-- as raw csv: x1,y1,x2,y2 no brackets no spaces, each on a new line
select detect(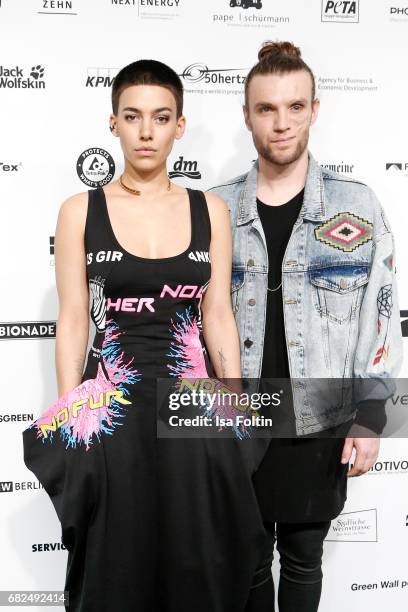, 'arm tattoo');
218,348,227,378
